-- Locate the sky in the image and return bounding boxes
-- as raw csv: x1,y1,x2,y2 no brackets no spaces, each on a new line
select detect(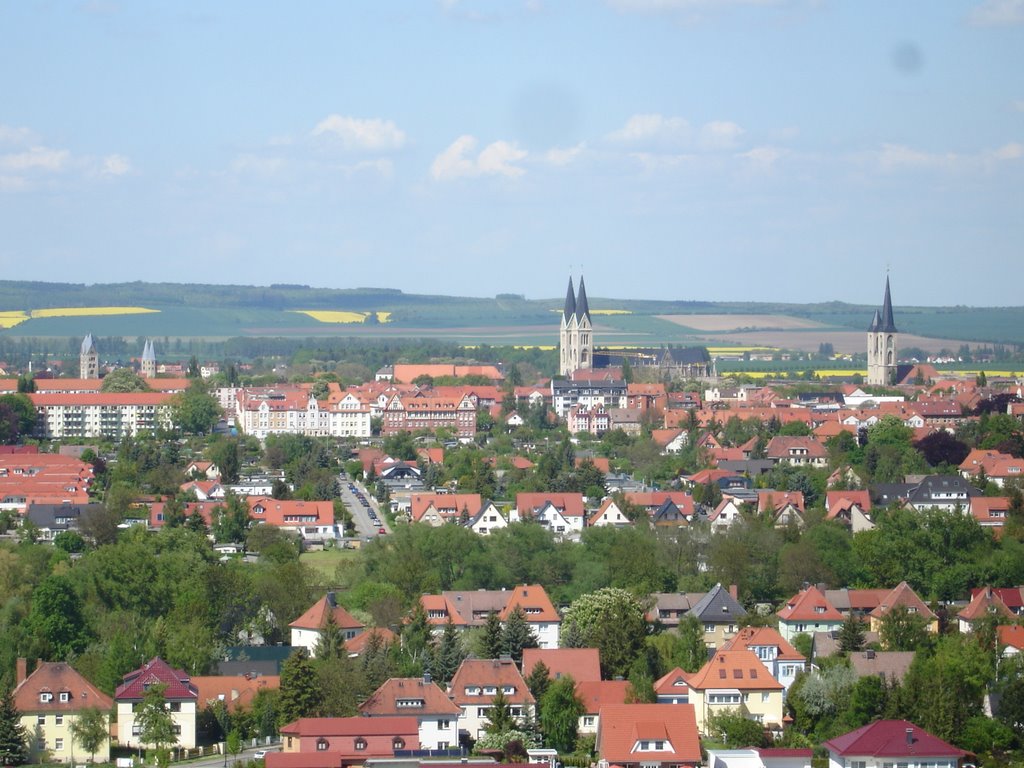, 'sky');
0,1,1022,307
